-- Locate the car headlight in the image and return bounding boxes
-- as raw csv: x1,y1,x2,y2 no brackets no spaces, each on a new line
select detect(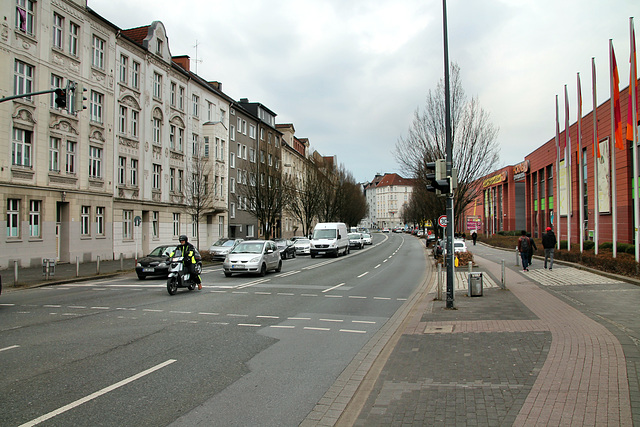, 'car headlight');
249,256,261,263
136,263,142,267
